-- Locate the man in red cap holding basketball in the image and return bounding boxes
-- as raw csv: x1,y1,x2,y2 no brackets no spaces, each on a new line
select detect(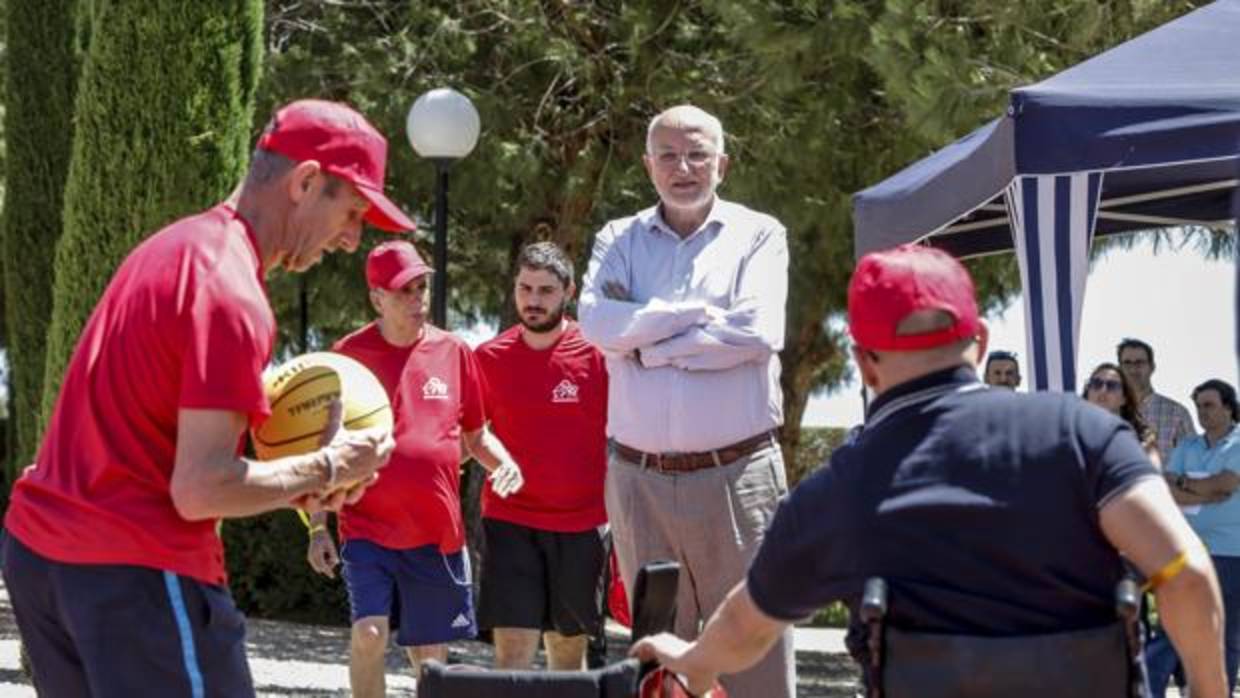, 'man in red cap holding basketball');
305,239,525,698
634,244,1228,697
3,99,408,697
